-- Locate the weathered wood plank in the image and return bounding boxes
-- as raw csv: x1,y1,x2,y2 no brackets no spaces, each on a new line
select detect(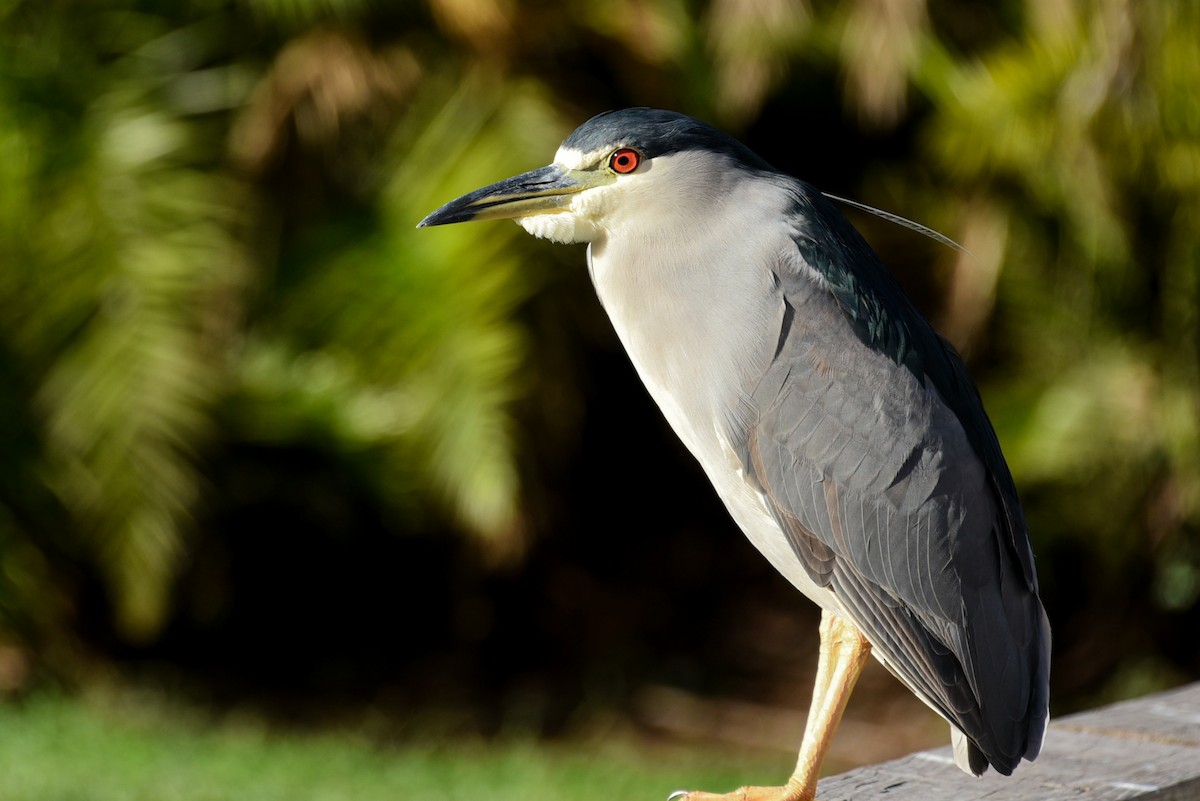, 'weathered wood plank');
817,682,1200,800
1056,682,1200,747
